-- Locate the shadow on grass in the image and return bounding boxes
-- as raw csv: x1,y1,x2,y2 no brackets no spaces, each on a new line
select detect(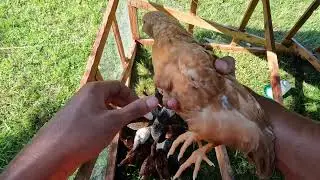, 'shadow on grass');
0,100,62,172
